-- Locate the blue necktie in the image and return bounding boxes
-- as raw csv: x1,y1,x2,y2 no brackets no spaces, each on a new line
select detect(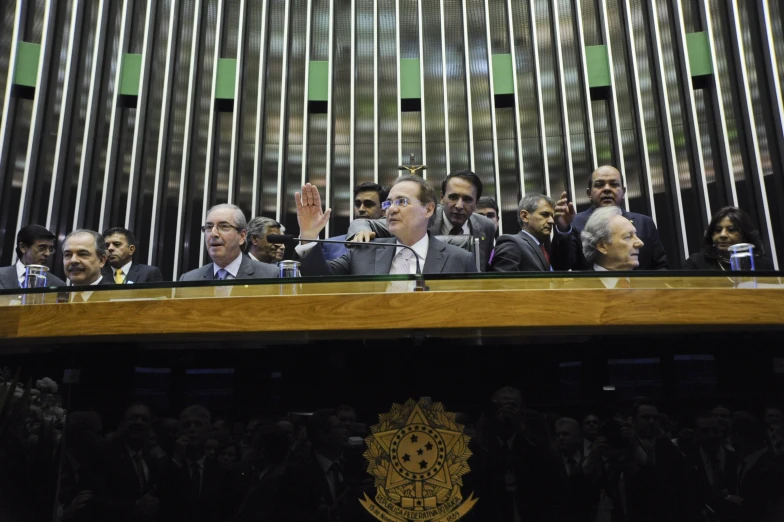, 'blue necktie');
216,269,228,280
